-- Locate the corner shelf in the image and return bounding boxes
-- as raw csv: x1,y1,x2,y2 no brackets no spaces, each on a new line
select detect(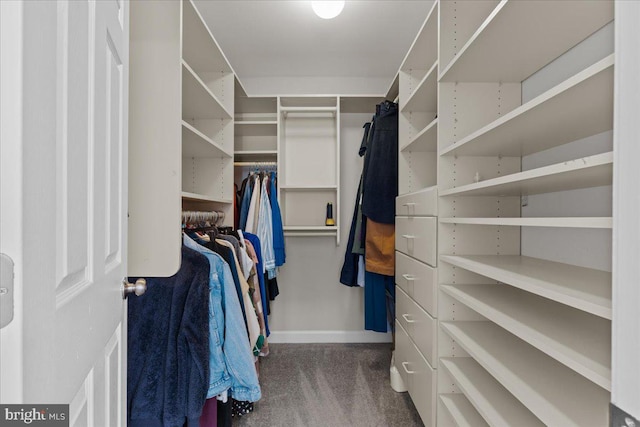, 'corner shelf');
439,217,612,229
441,284,611,390
182,121,231,158
401,61,438,114
440,358,542,427
401,118,437,153
441,56,614,157
439,152,613,197
441,321,609,427
439,394,489,427
439,0,613,82
182,60,232,120
439,255,611,319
